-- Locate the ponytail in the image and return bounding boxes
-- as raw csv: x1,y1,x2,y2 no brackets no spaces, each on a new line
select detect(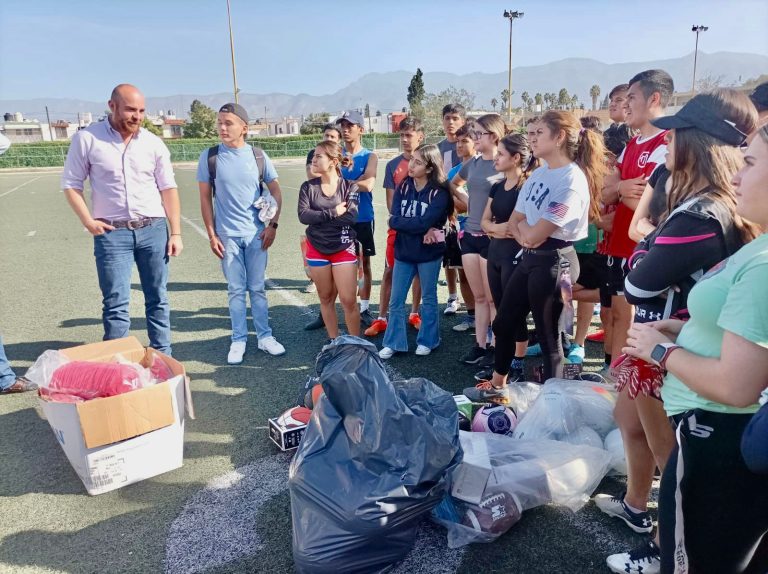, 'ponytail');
315,140,350,175
575,128,609,224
